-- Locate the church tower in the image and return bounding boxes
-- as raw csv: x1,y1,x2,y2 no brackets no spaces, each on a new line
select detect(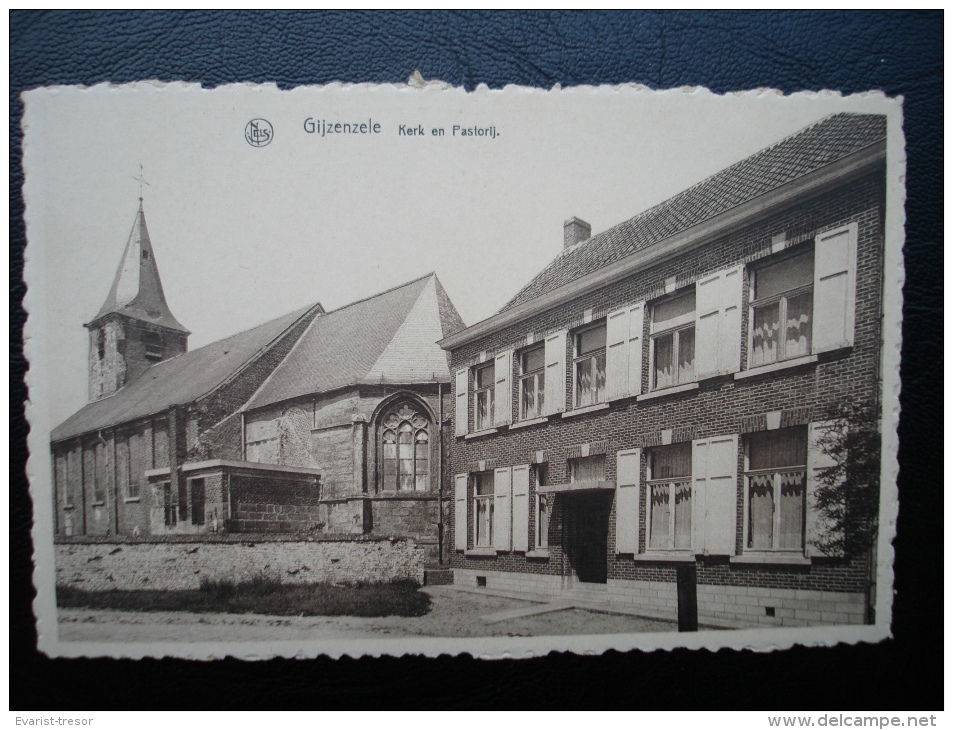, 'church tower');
85,202,189,401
